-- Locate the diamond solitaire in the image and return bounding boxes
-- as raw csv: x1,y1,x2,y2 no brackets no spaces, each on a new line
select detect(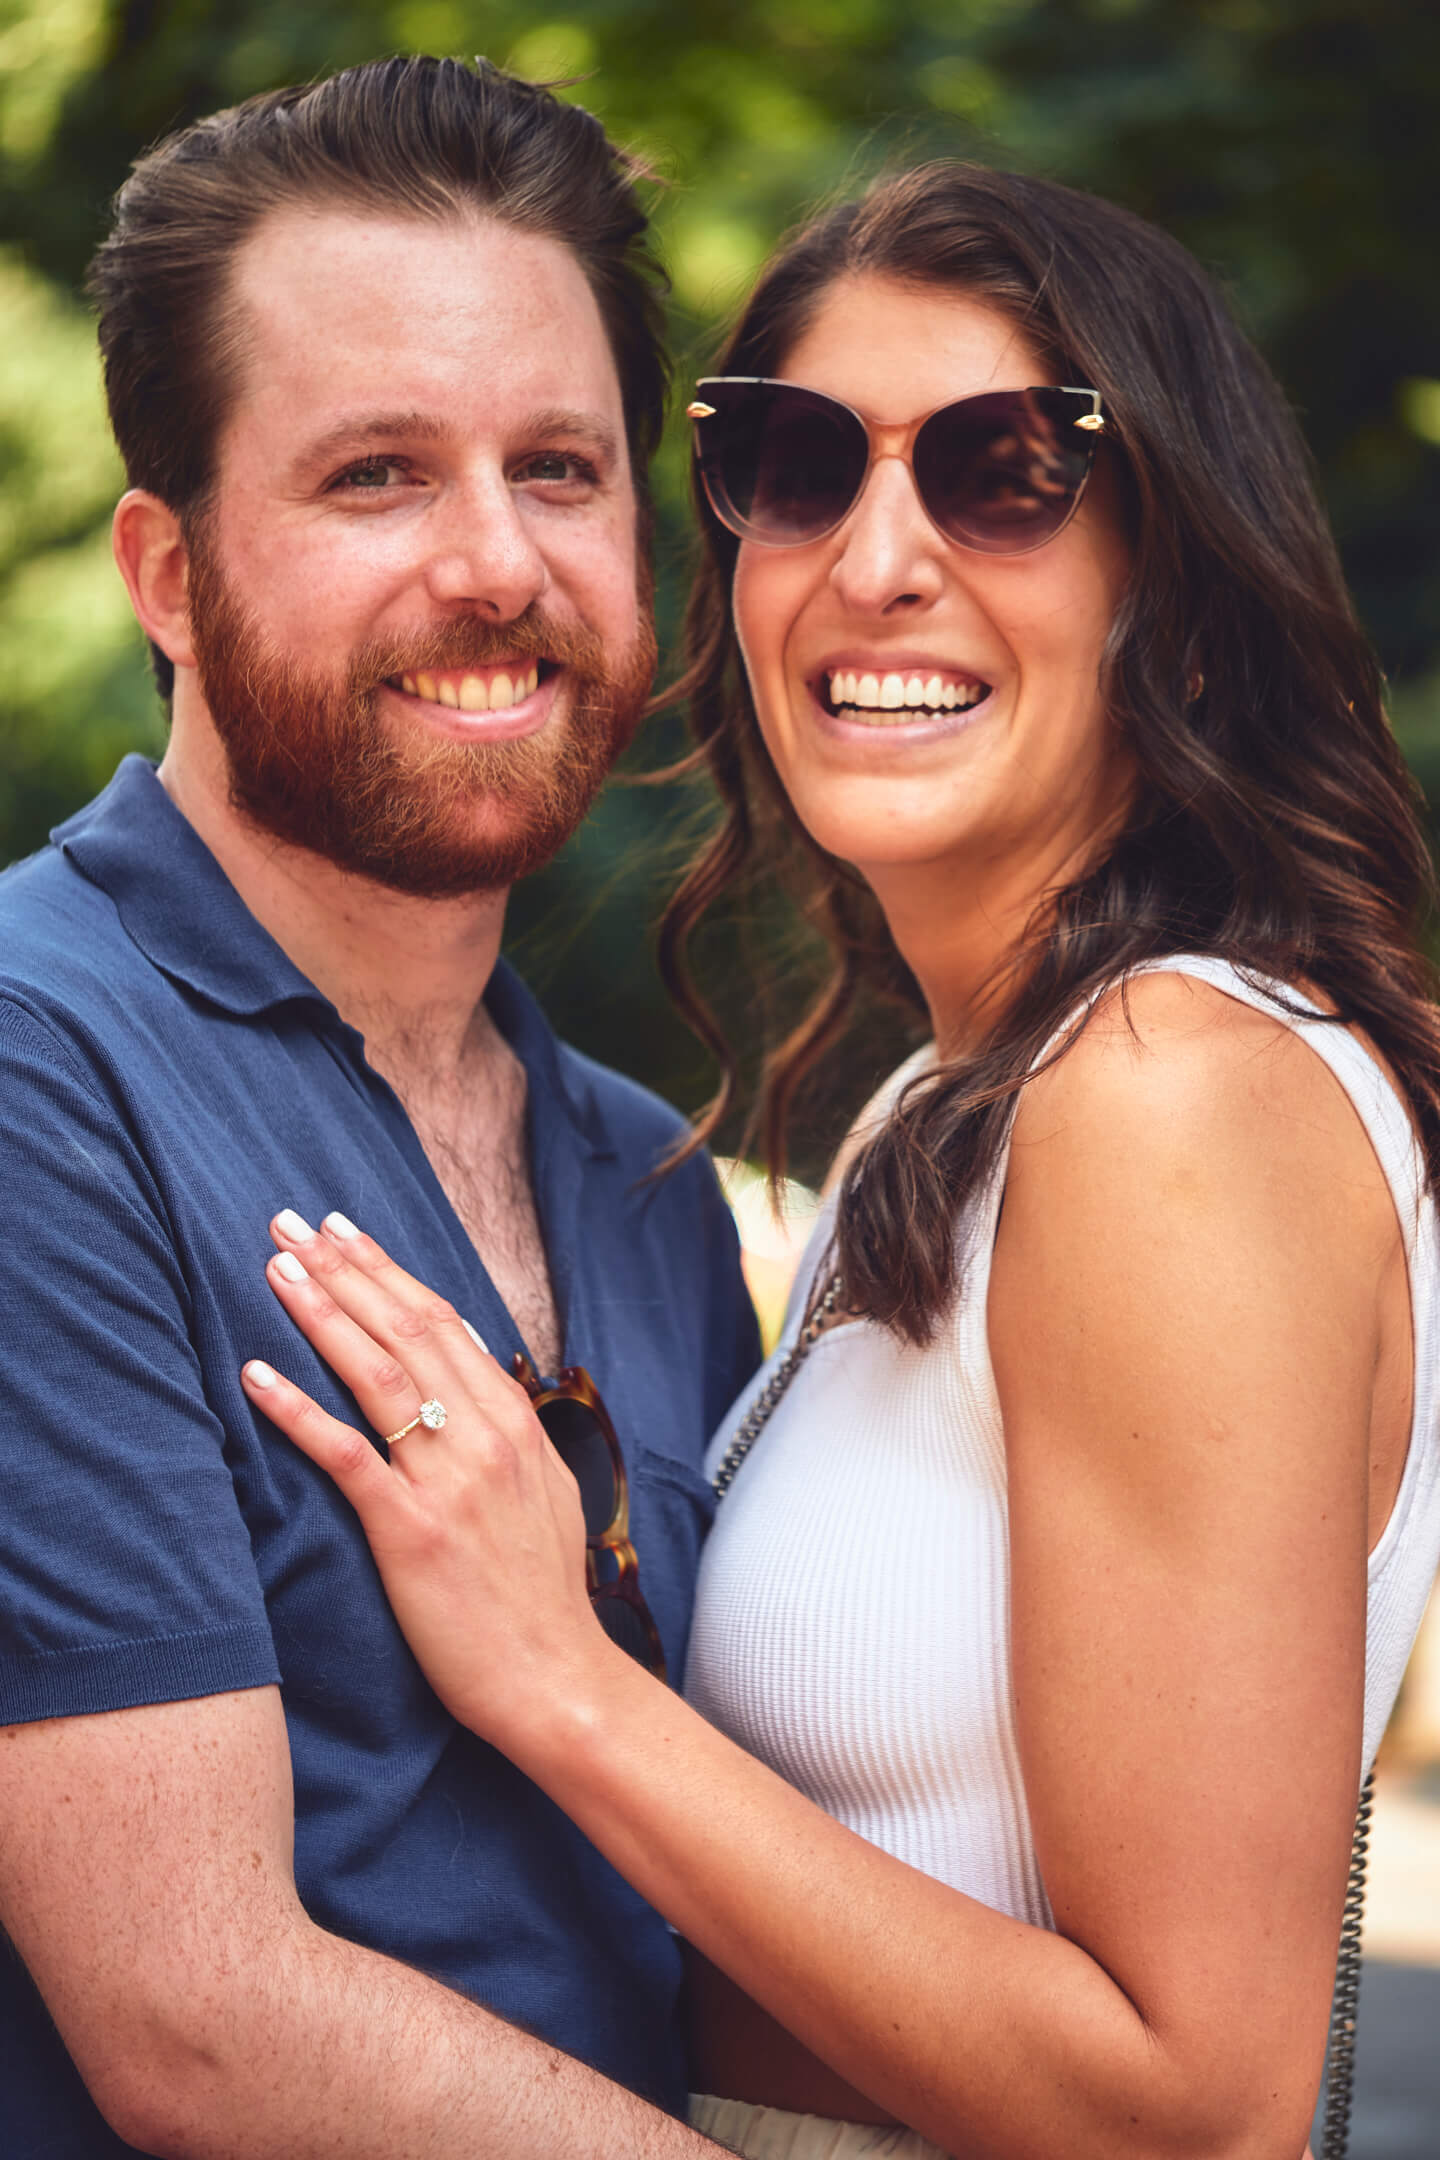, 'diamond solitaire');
383,1398,450,1446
